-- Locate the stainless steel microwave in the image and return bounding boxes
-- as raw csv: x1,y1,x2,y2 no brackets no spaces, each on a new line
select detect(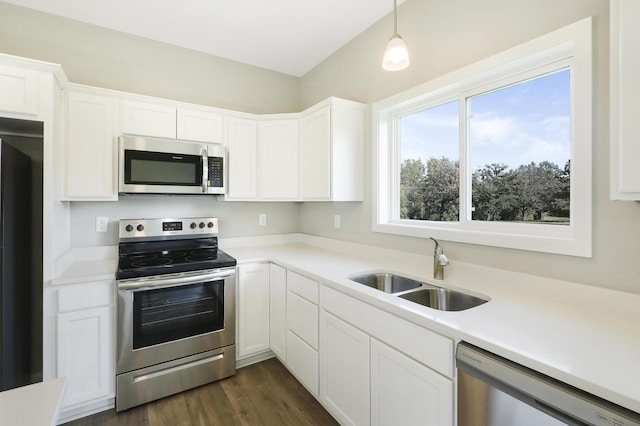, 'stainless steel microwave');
118,135,225,195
